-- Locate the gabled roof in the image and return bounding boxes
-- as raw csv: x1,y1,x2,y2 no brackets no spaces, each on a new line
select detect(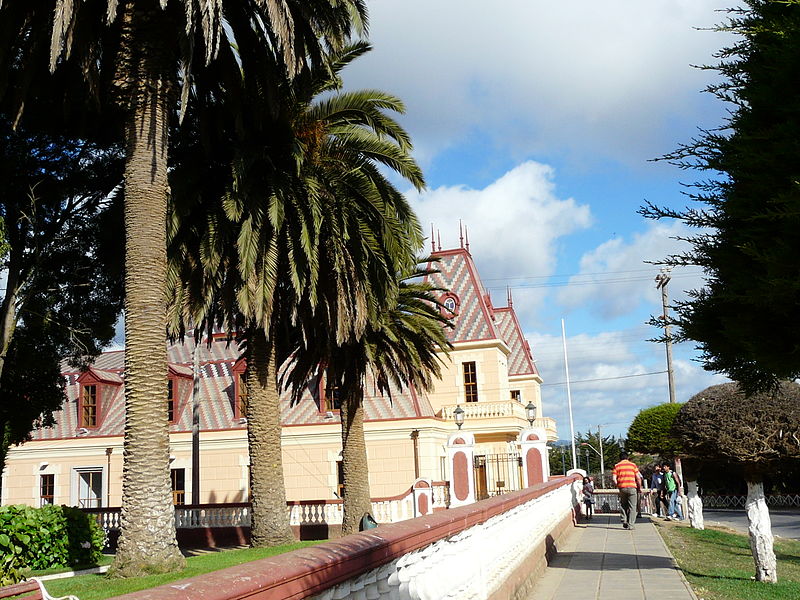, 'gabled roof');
33,338,434,440
494,308,539,377
426,248,500,344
